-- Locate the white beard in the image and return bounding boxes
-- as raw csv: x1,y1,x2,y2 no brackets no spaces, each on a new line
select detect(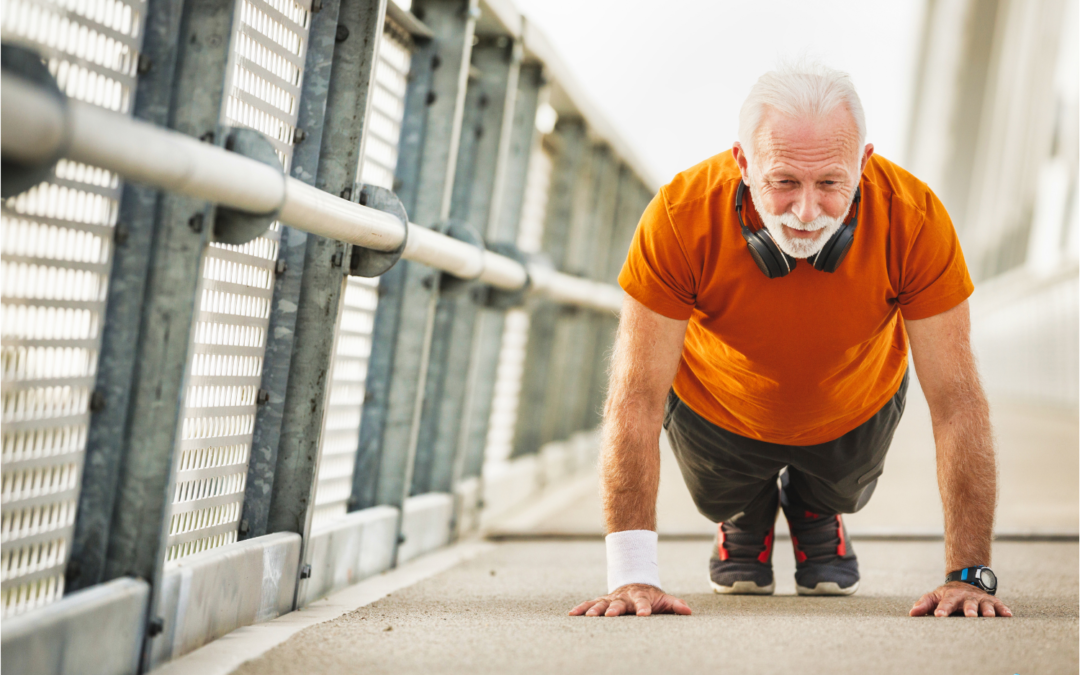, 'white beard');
747,178,853,260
